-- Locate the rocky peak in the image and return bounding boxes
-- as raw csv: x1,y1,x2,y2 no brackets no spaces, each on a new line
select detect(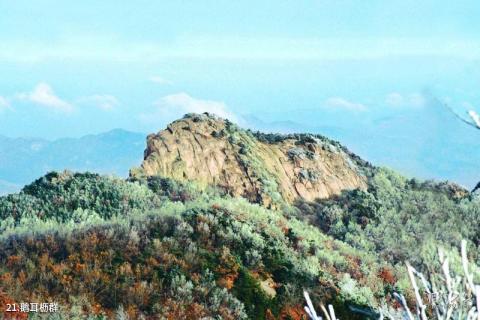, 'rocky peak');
131,113,368,208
